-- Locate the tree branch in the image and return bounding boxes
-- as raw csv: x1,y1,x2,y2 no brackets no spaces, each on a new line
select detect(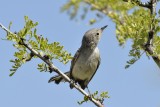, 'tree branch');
0,22,104,107
150,0,157,14
144,0,160,68
116,0,160,68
